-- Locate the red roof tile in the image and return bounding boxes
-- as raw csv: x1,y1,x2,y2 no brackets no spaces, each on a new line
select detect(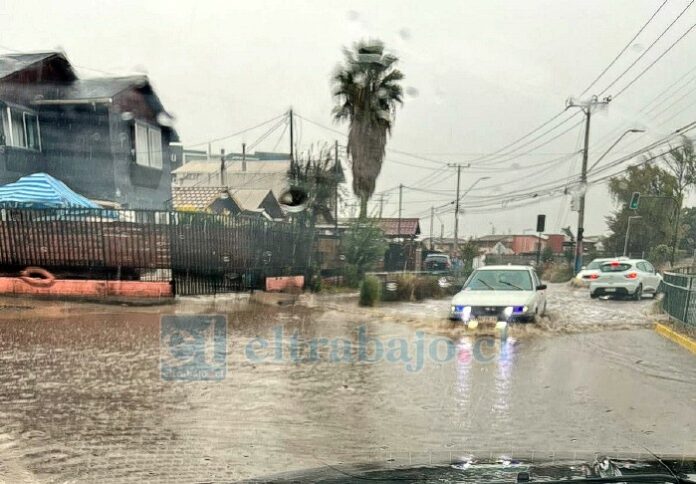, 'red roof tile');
375,218,421,237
